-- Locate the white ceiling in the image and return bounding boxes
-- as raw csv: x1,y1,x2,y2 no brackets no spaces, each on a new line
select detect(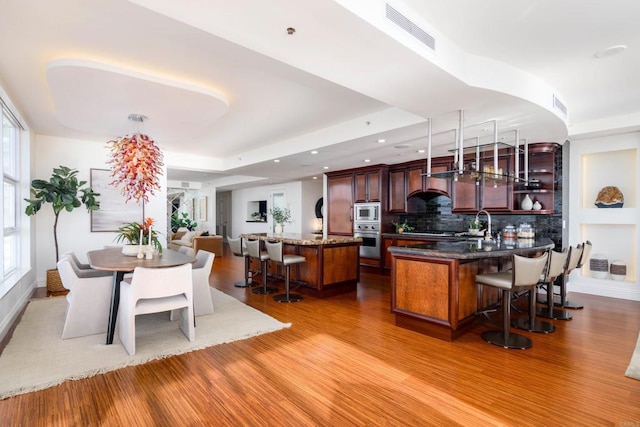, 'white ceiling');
1,0,639,190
